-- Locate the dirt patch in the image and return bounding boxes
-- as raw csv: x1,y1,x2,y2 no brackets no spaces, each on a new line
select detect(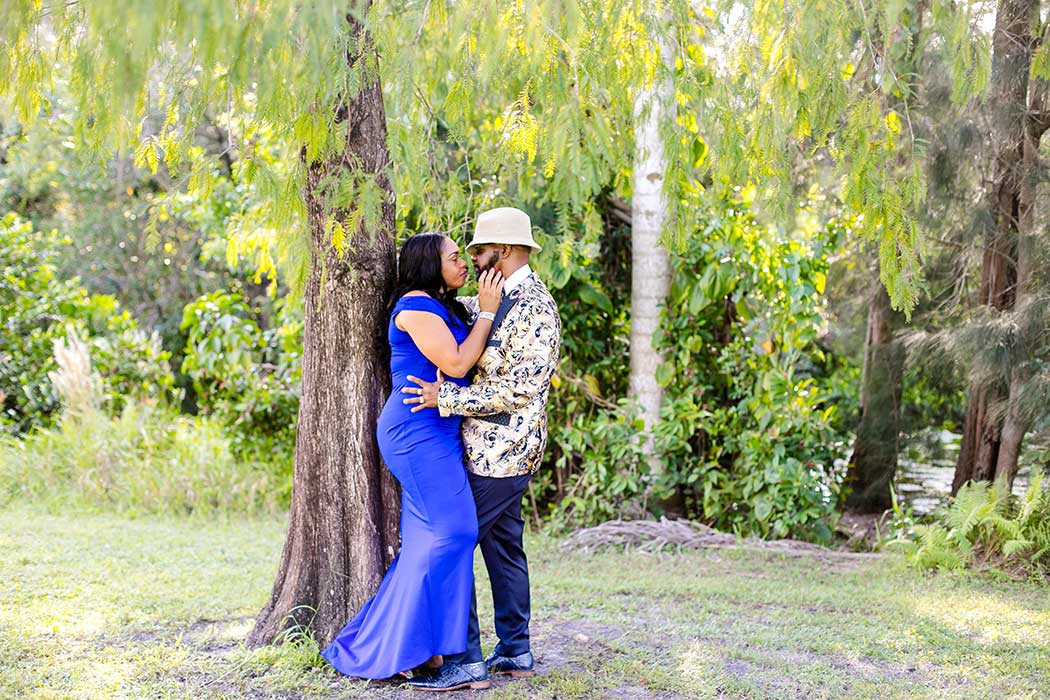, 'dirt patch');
102,602,976,700
137,613,683,699
530,616,626,671
835,512,887,551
